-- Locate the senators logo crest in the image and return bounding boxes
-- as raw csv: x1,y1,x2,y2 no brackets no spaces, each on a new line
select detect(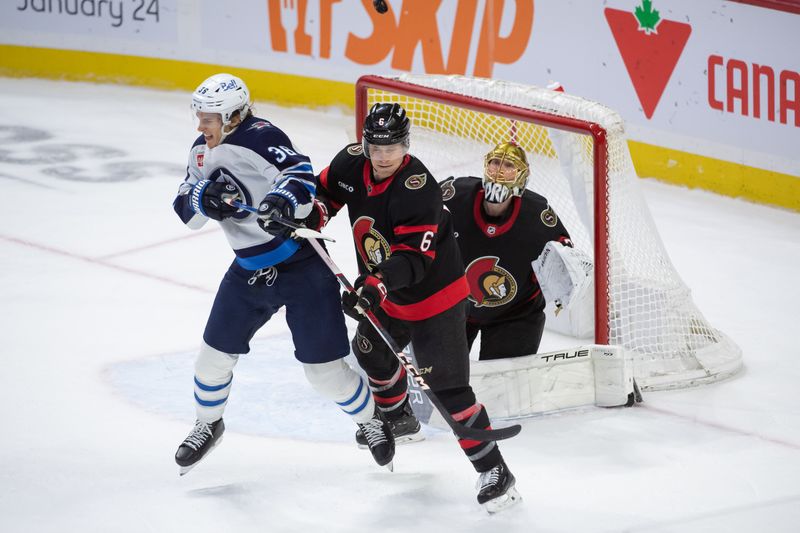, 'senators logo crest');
405,173,427,190
465,256,517,308
541,206,558,227
353,216,391,271
440,177,456,202
347,144,364,156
